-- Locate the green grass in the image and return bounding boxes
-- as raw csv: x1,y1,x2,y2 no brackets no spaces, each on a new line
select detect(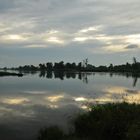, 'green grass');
37,102,140,140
